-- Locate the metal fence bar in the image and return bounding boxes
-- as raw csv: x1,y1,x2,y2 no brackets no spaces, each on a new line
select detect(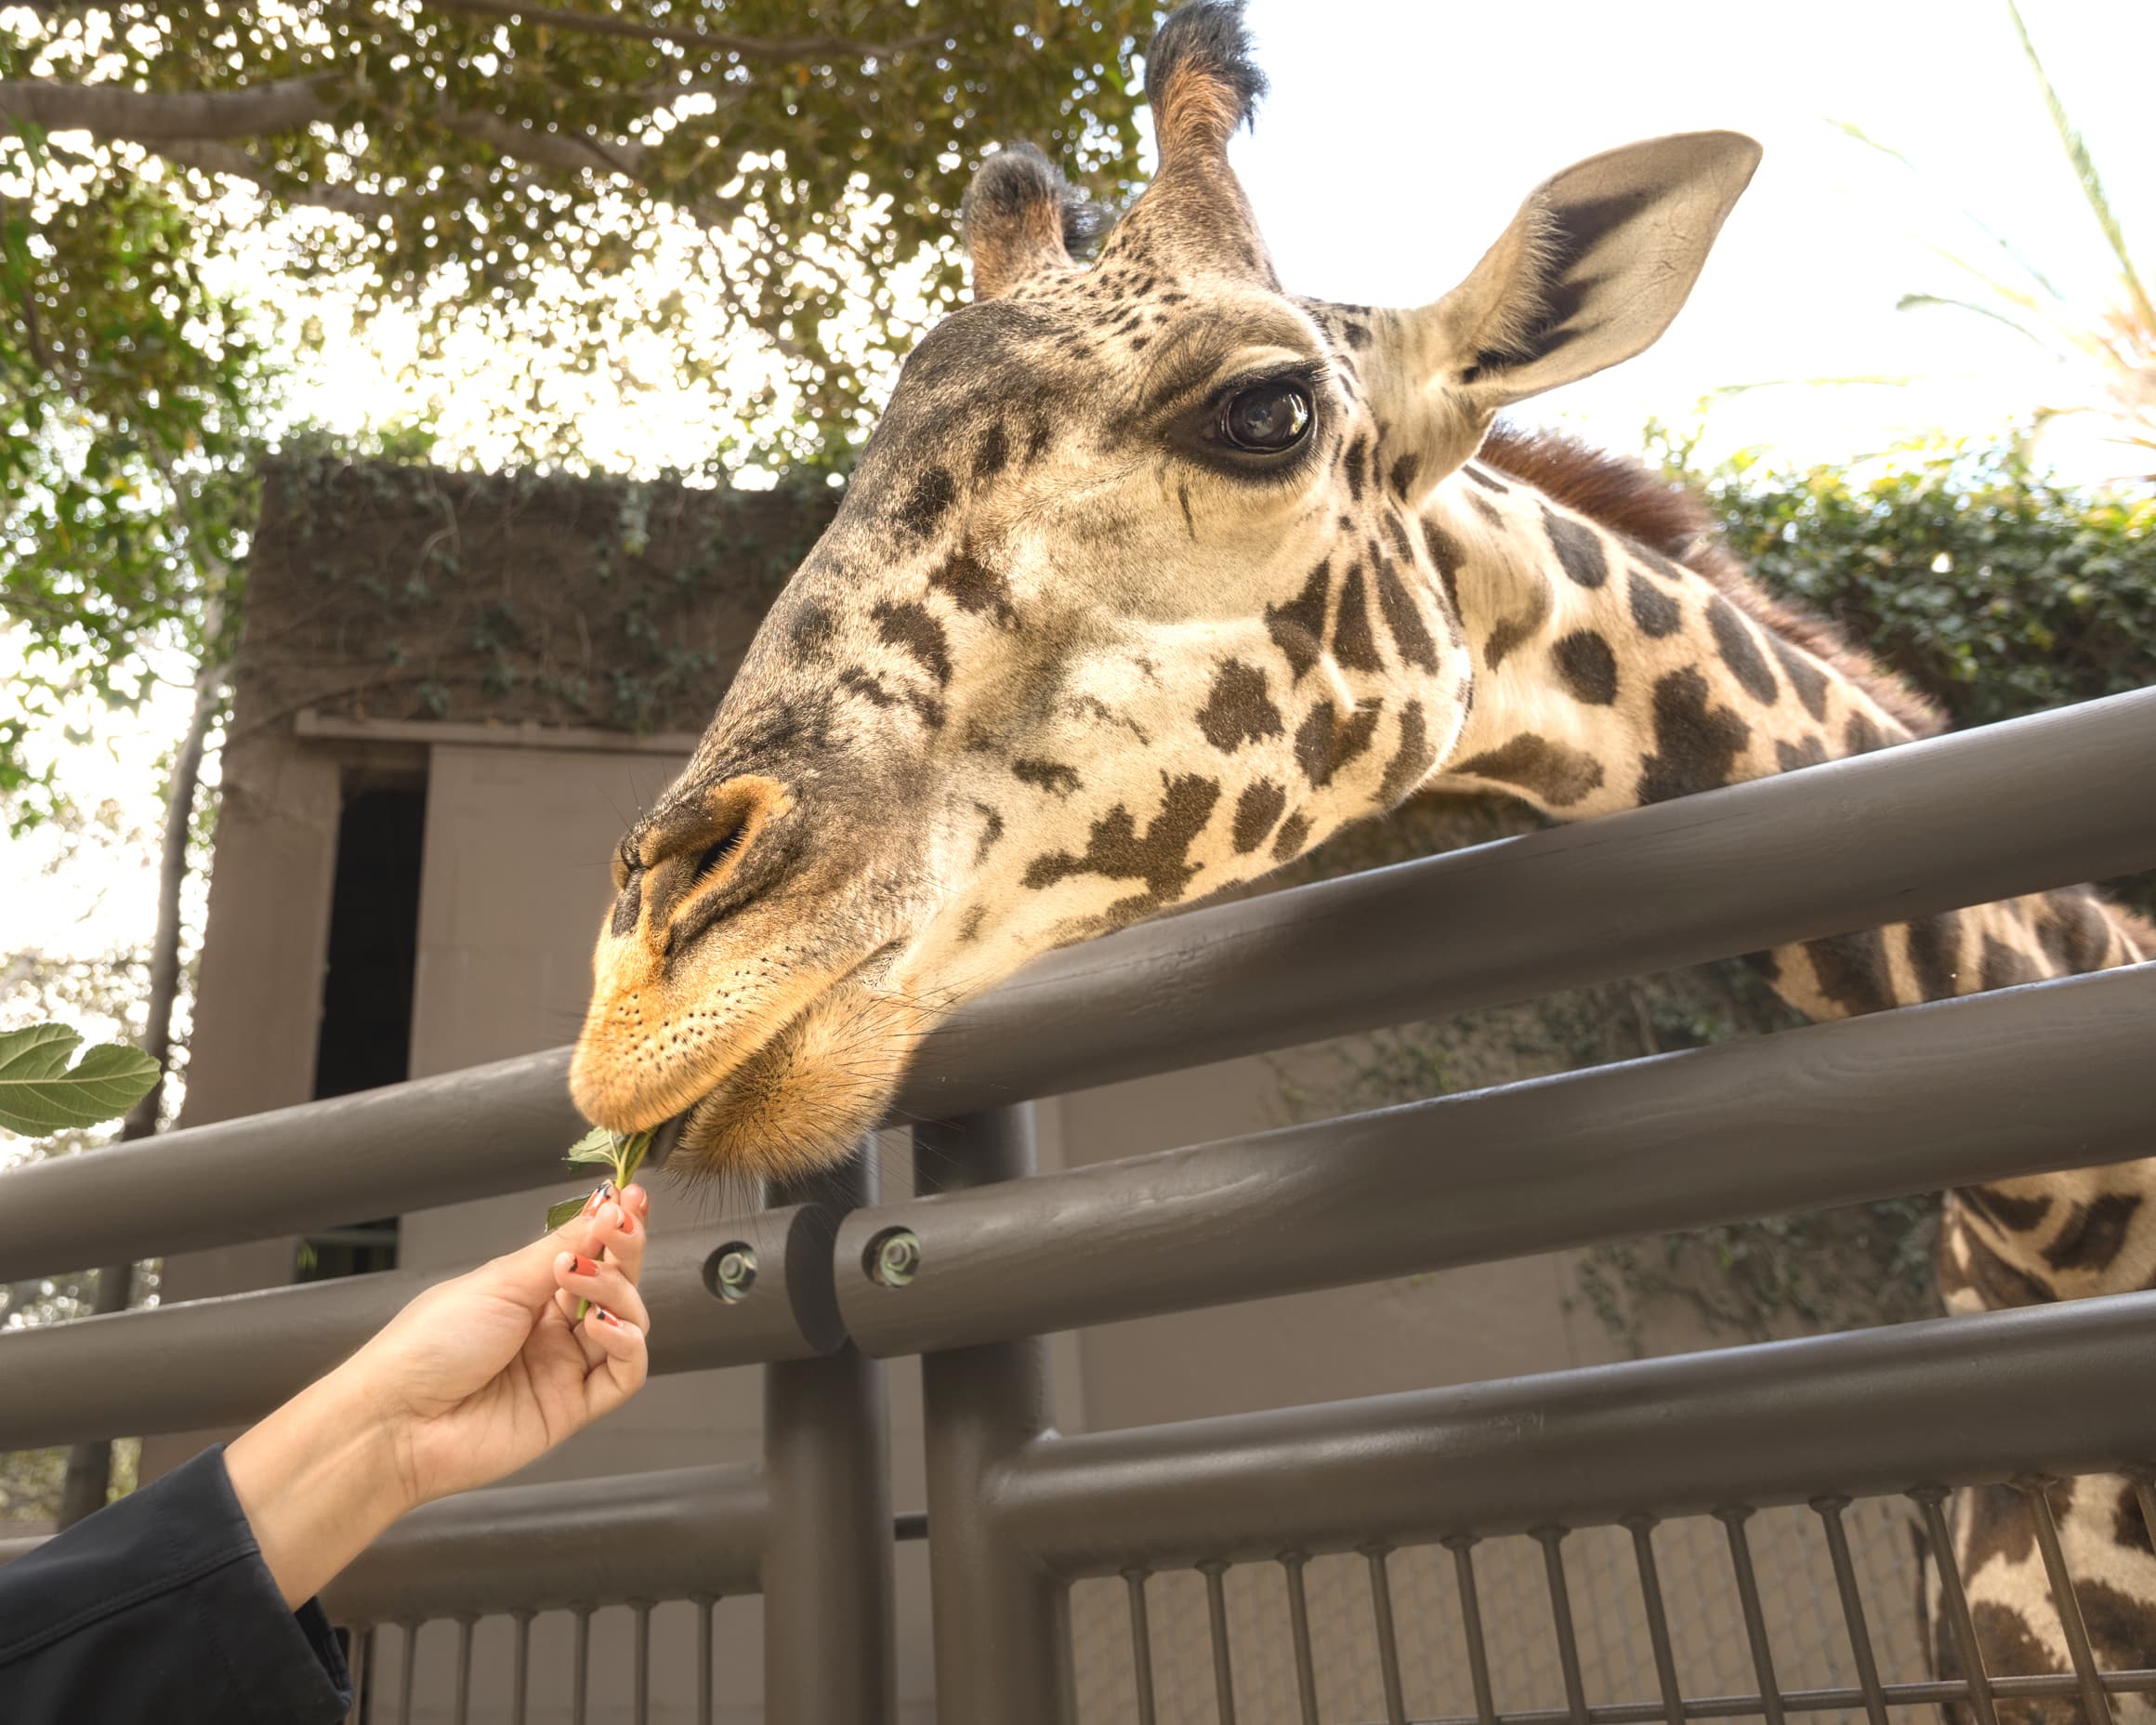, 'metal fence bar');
1446,1536,1502,1725
913,1107,1077,1725
1368,1546,1410,1725
0,1207,846,1451
1535,1530,1591,1725
1716,1511,1785,1725
1000,1291,2156,1574
400,1620,420,1725
835,960,2156,1357
323,1462,765,1625
346,1626,371,1725
1913,1488,2000,1725
759,1150,897,1725
2020,1476,2116,1725
7,688,2151,1286
1281,1555,1321,1725
453,1615,473,1725
1202,1560,1239,1725
571,1606,591,1725
1810,1497,1888,1725
694,1596,716,1725
1622,1518,1685,1725
1126,1569,1161,1725
510,1610,532,1725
